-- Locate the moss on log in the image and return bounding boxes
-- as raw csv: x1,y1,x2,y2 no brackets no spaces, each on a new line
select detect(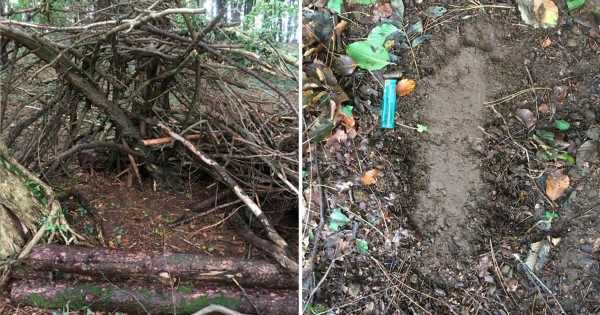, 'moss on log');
11,279,298,314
